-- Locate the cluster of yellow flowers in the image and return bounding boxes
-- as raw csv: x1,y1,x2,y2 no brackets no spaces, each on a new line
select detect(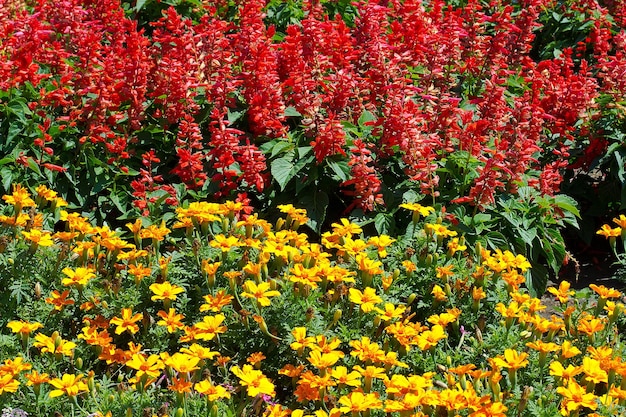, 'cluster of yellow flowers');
0,184,625,417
